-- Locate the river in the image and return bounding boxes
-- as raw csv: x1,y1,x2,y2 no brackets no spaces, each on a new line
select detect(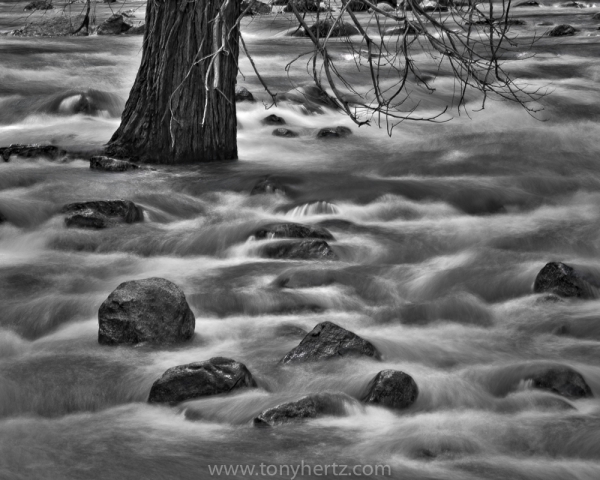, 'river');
1,1,600,479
